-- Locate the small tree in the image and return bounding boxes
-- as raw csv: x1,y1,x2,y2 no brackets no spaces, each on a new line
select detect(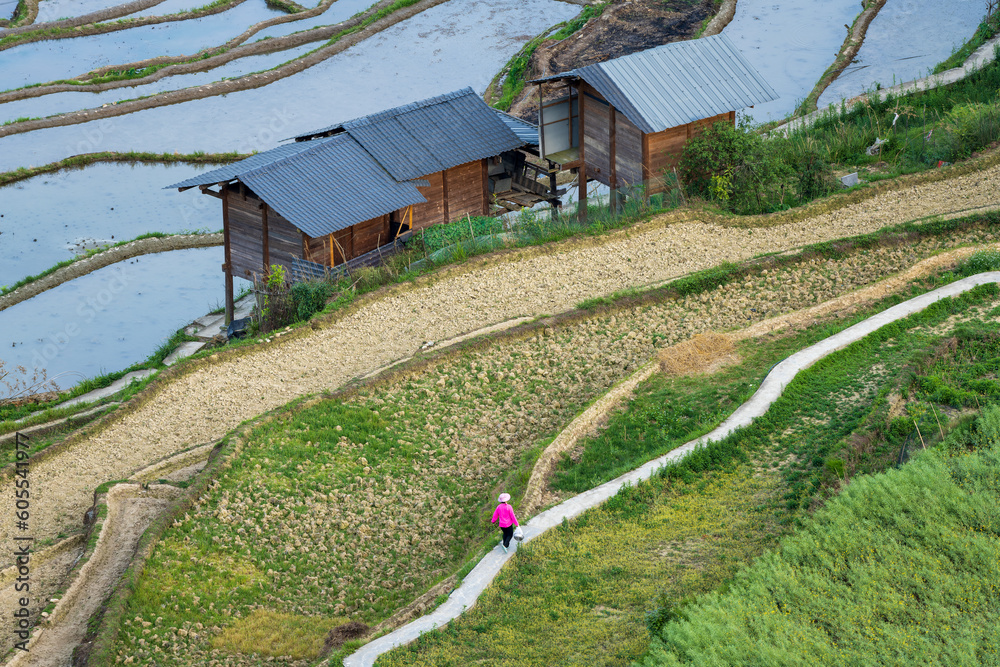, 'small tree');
679,120,793,214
